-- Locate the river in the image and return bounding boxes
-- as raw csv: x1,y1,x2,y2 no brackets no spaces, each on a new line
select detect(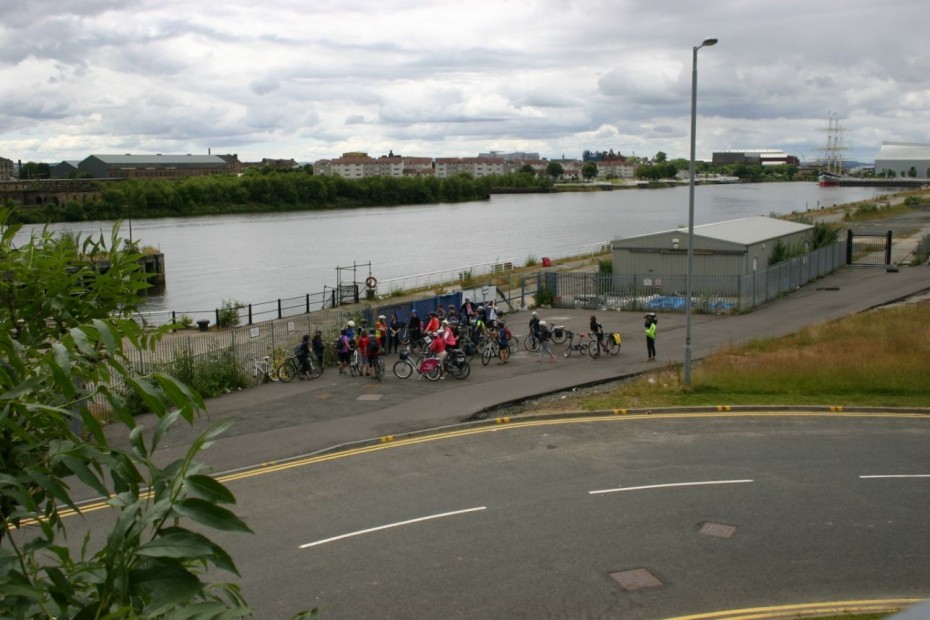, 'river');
19,183,892,319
